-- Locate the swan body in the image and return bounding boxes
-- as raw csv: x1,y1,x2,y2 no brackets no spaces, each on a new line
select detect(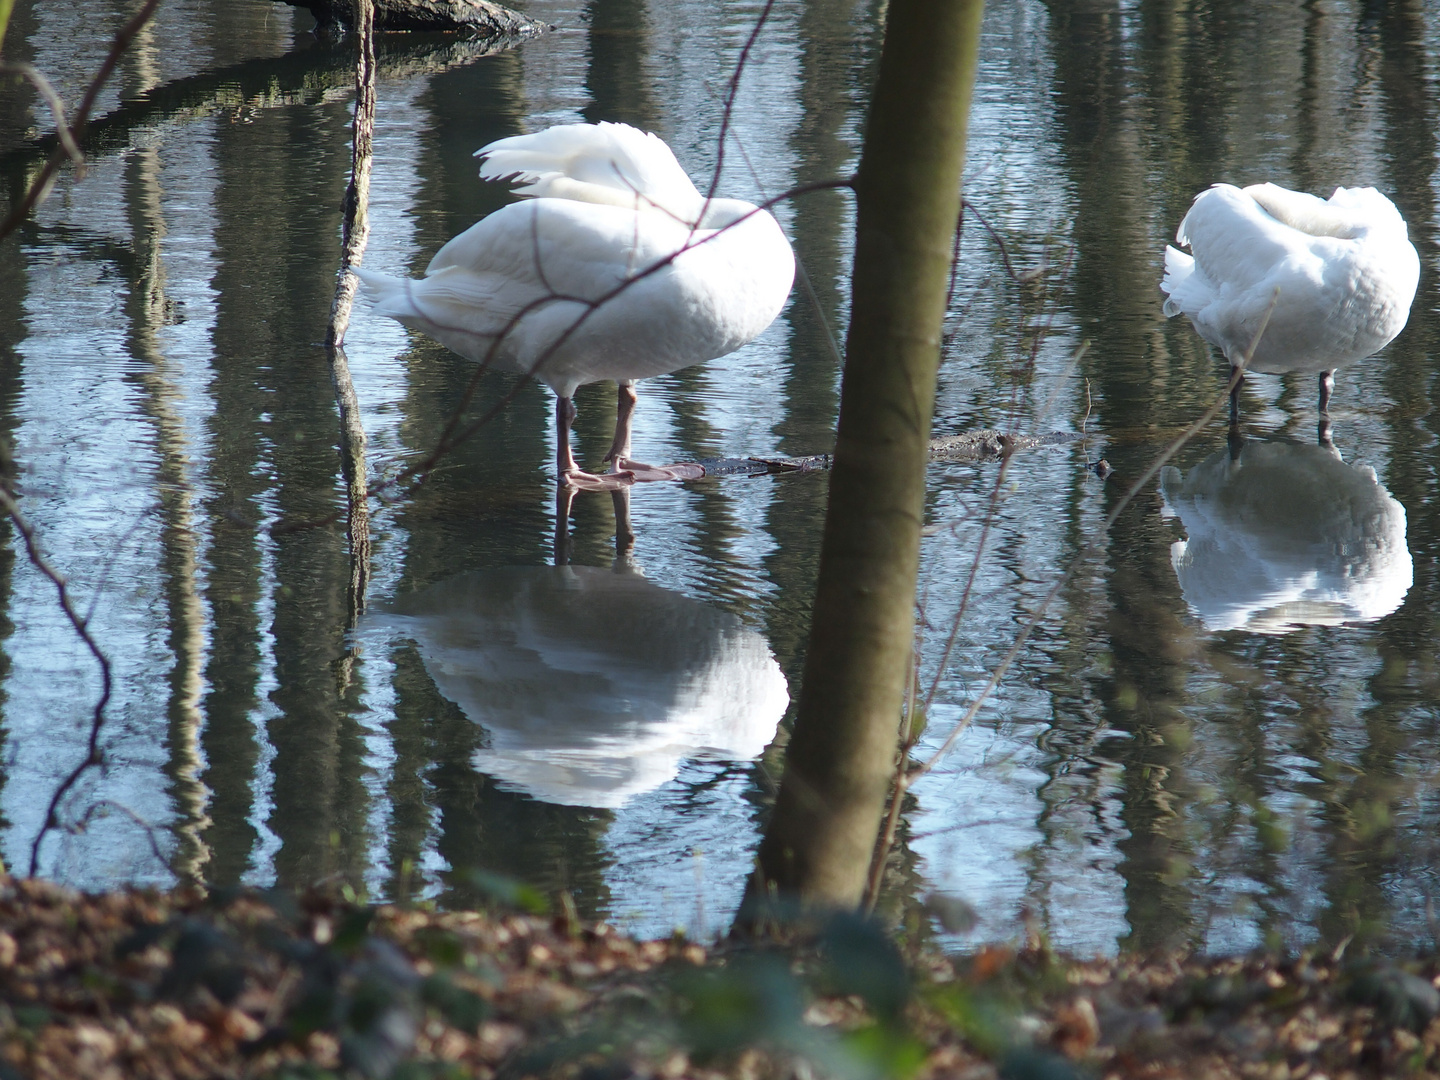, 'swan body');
1160,183,1418,422
358,122,796,488
369,566,789,807
1159,440,1411,634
